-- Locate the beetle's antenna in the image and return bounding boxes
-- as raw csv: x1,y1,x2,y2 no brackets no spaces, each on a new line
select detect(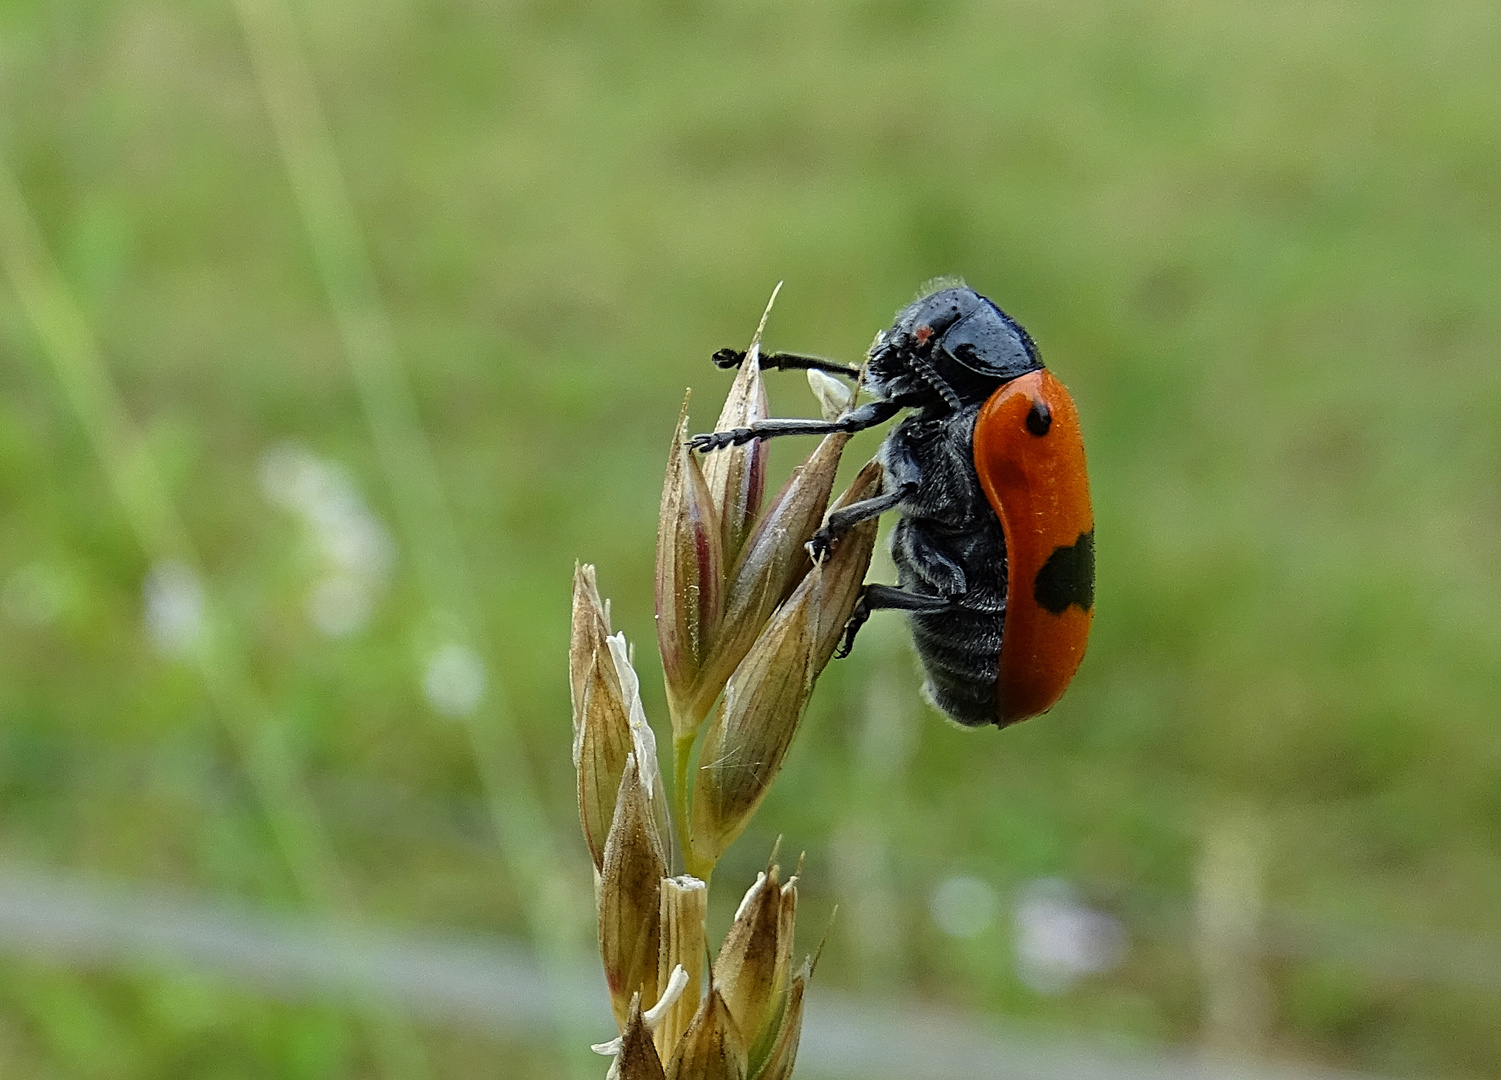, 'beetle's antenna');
910,353,964,411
